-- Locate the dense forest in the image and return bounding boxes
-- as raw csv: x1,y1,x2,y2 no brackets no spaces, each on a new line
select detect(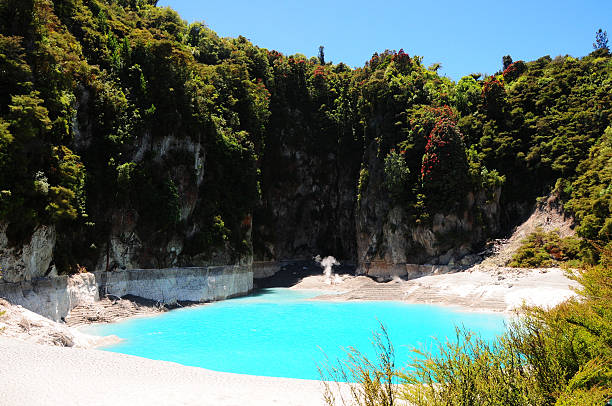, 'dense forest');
0,0,610,275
